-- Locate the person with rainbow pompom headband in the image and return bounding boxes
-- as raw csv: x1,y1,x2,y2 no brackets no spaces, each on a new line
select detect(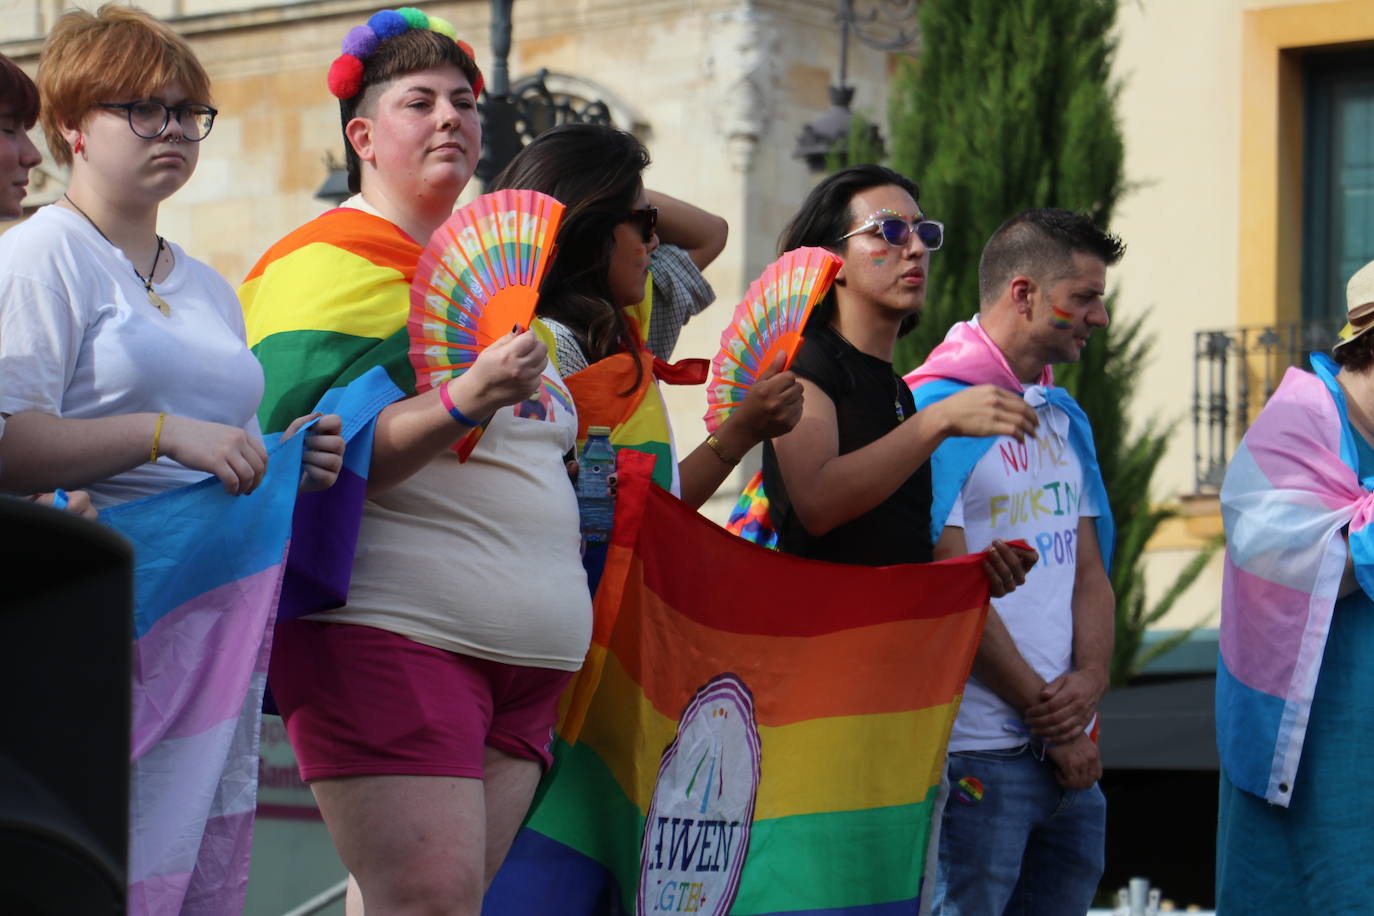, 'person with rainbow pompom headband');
240,9,594,912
